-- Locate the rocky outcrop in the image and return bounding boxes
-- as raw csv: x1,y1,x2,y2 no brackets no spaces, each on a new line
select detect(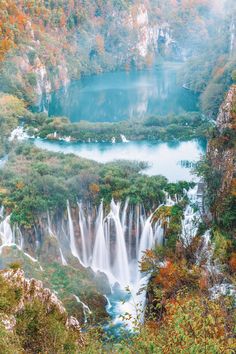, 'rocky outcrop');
208,86,236,193
0,268,84,345
126,4,175,59
206,85,236,228
216,85,236,132
2,268,66,314
0,1,183,105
